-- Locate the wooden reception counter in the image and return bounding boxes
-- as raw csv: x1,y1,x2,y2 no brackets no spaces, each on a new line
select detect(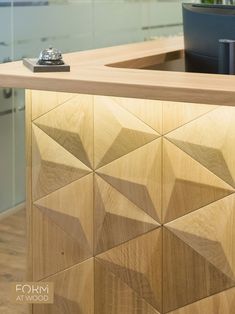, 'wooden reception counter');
0,36,235,314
